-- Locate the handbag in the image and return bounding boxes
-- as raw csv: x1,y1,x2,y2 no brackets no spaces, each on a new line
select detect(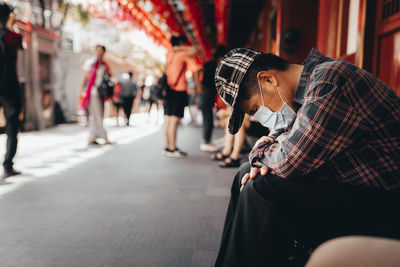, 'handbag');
98,72,115,98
